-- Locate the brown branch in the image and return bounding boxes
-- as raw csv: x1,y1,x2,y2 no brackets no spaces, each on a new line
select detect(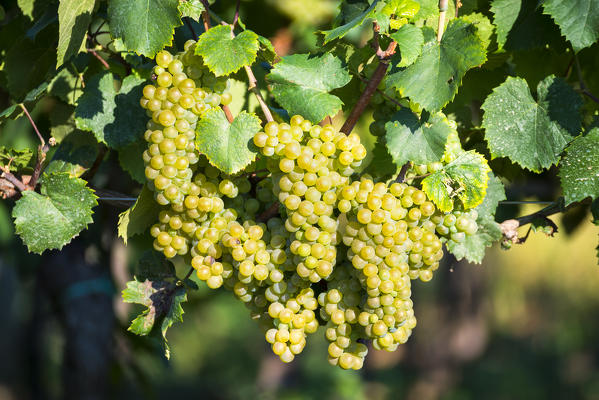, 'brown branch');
243,65,274,122
232,0,241,28
221,104,234,123
258,201,280,222
340,22,397,135
455,0,462,18
29,145,47,189
81,145,108,182
19,104,45,147
87,48,110,69
395,163,411,183
0,168,27,192
200,0,212,31
499,199,571,244
355,73,403,107
185,18,198,39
